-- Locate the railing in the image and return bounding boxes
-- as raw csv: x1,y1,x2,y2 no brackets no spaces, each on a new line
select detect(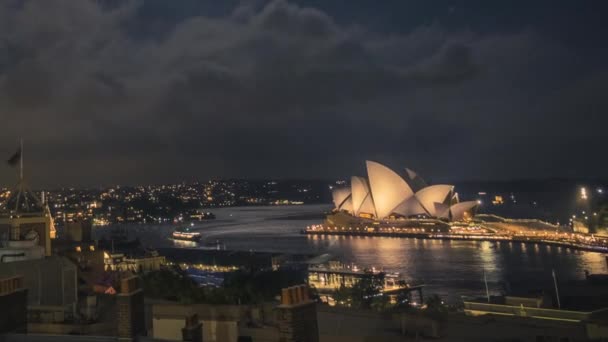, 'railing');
463,301,590,322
